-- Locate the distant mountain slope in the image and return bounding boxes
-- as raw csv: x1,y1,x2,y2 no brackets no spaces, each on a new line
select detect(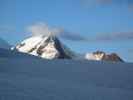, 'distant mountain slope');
0,37,10,49
0,48,39,59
